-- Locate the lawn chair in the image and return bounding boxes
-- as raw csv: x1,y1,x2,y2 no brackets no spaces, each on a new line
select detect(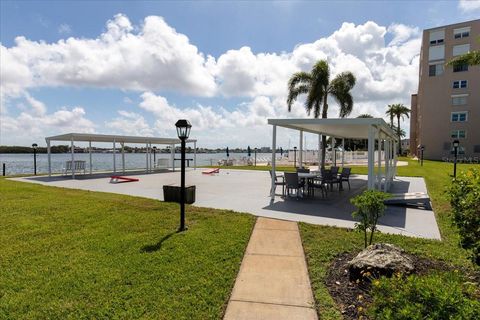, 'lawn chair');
312,176,328,198
284,172,302,198
338,167,351,190
269,170,286,196
321,169,336,191
330,166,339,177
